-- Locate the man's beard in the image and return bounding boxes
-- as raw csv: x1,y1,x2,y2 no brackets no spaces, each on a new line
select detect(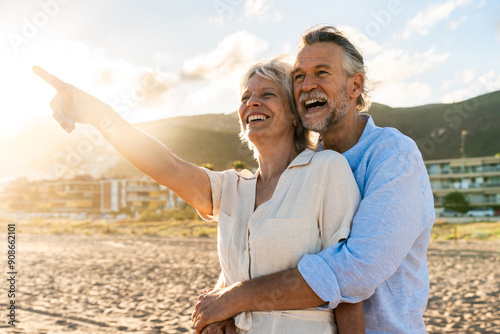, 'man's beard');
298,82,350,134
